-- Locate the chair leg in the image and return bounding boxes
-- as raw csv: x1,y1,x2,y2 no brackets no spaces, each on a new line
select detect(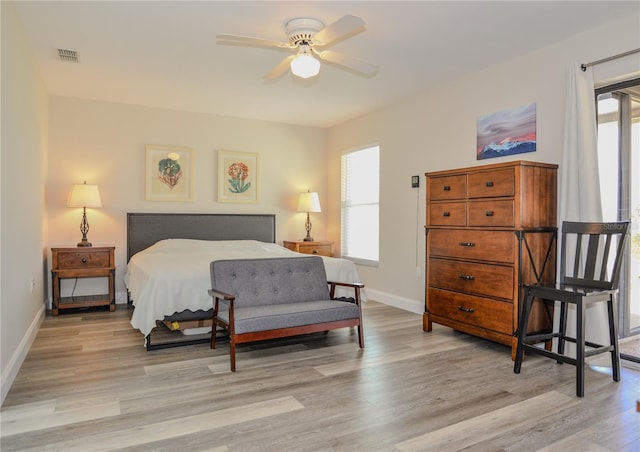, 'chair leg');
514,290,534,374
230,339,236,372
557,300,569,360
210,322,217,349
607,295,621,382
357,323,364,348
576,300,585,398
